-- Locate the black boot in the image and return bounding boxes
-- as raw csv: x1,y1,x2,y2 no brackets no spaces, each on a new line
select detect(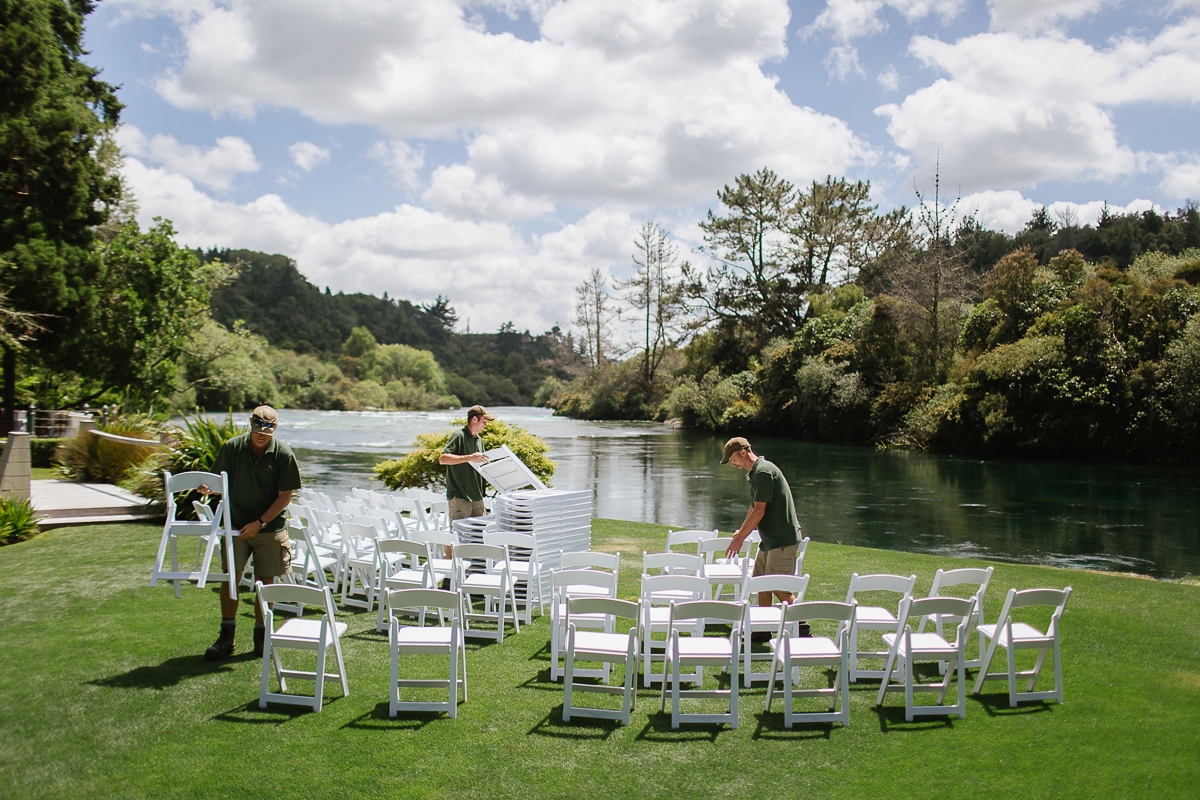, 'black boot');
796,621,812,638
253,624,266,658
205,620,236,660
